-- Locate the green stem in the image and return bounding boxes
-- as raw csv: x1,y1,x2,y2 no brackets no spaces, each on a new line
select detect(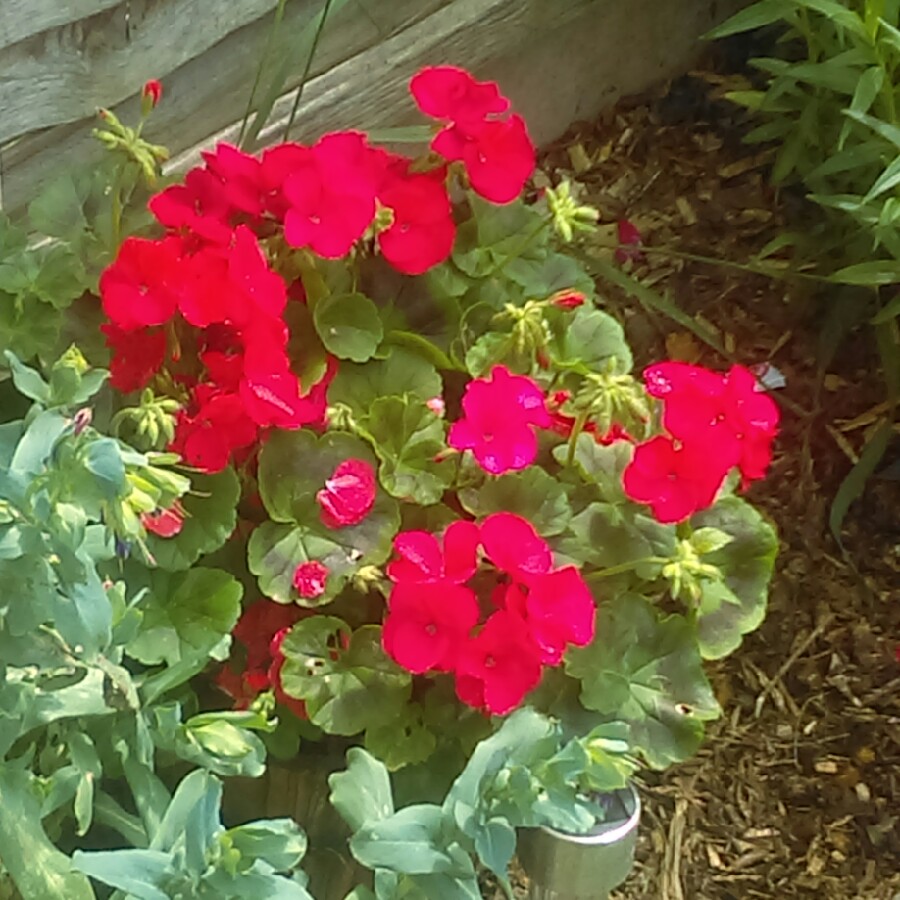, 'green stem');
283,0,334,141
110,165,124,249
386,330,466,371
565,409,591,467
239,0,289,147
586,558,666,580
